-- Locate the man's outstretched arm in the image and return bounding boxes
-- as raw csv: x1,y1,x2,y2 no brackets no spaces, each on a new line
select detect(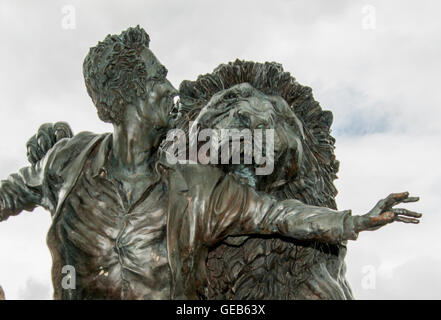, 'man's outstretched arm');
0,122,73,222
0,165,44,221
204,173,421,244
